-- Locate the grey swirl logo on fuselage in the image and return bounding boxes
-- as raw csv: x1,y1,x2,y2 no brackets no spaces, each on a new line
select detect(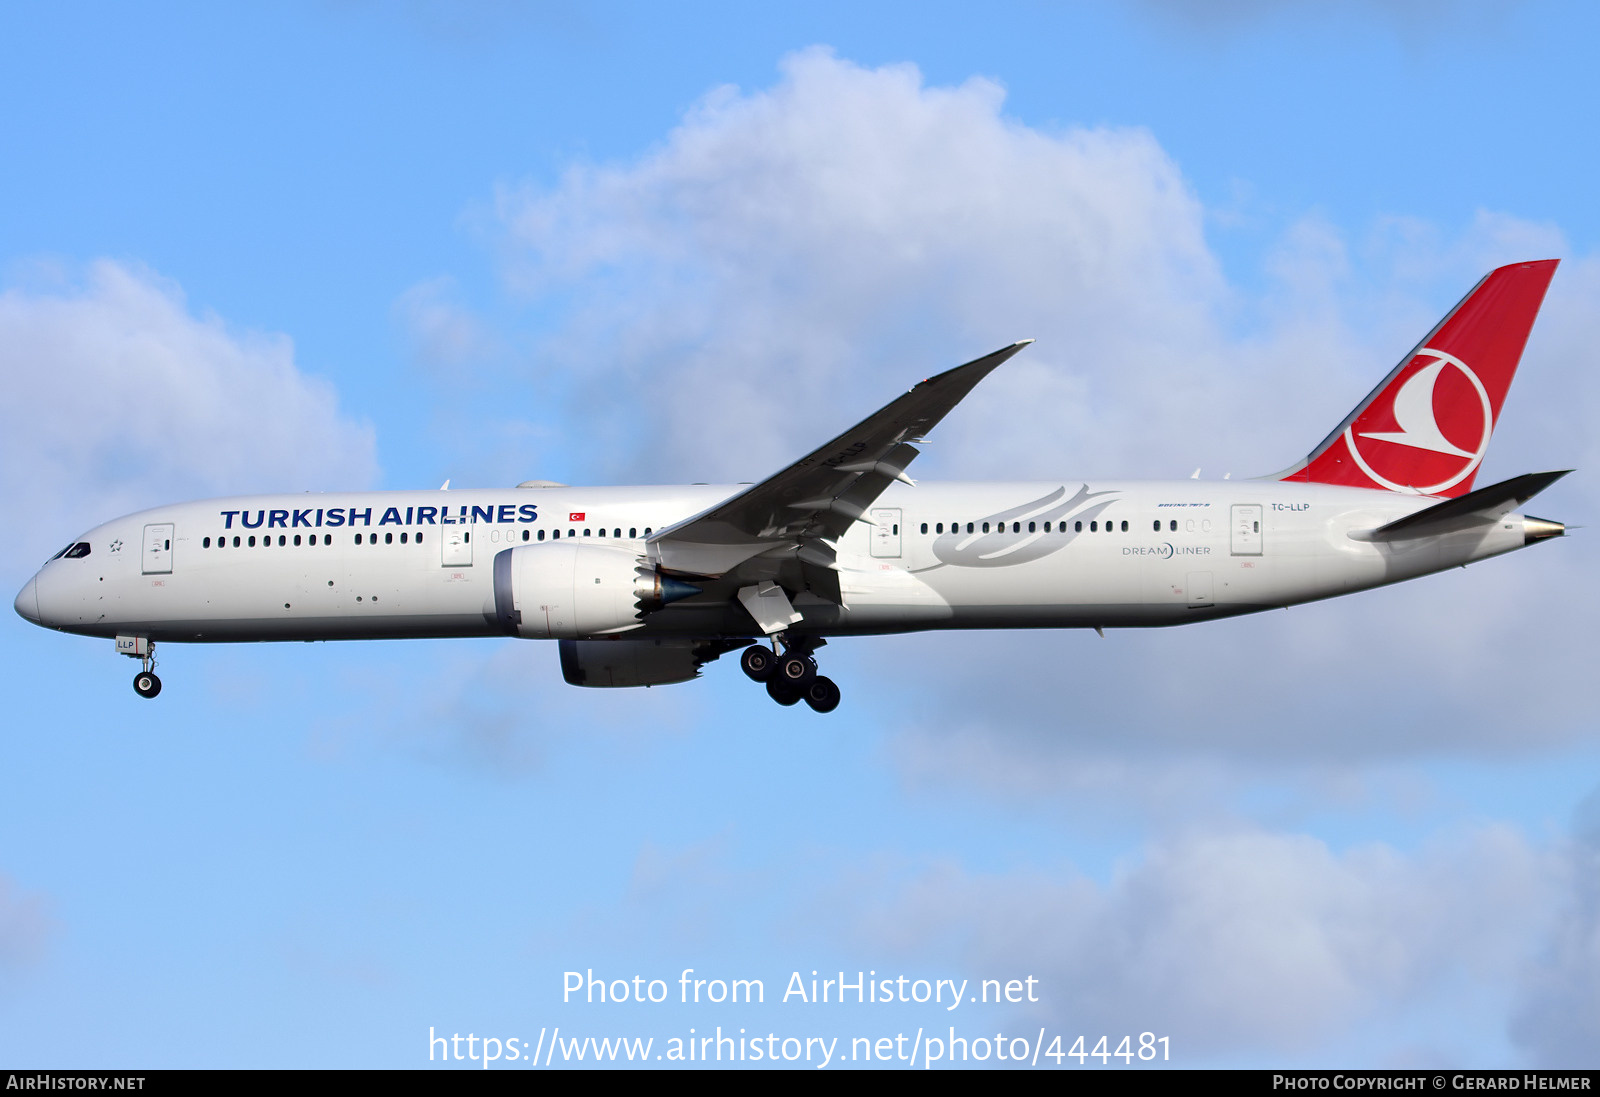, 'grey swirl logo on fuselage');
915,485,1119,570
